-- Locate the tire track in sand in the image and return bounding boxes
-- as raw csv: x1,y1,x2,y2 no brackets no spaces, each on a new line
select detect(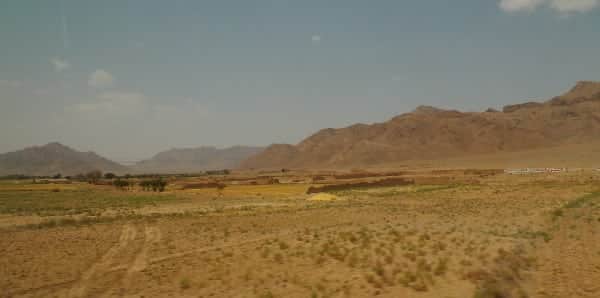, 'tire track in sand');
67,224,137,298
120,226,162,290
